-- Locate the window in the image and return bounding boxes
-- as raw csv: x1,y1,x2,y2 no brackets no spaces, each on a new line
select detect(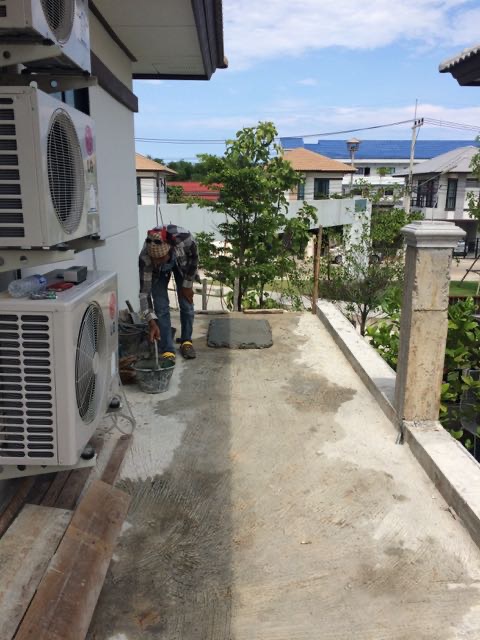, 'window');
314,178,329,199
51,88,90,115
415,179,436,208
297,181,305,200
363,167,371,176
136,177,142,205
446,178,458,210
